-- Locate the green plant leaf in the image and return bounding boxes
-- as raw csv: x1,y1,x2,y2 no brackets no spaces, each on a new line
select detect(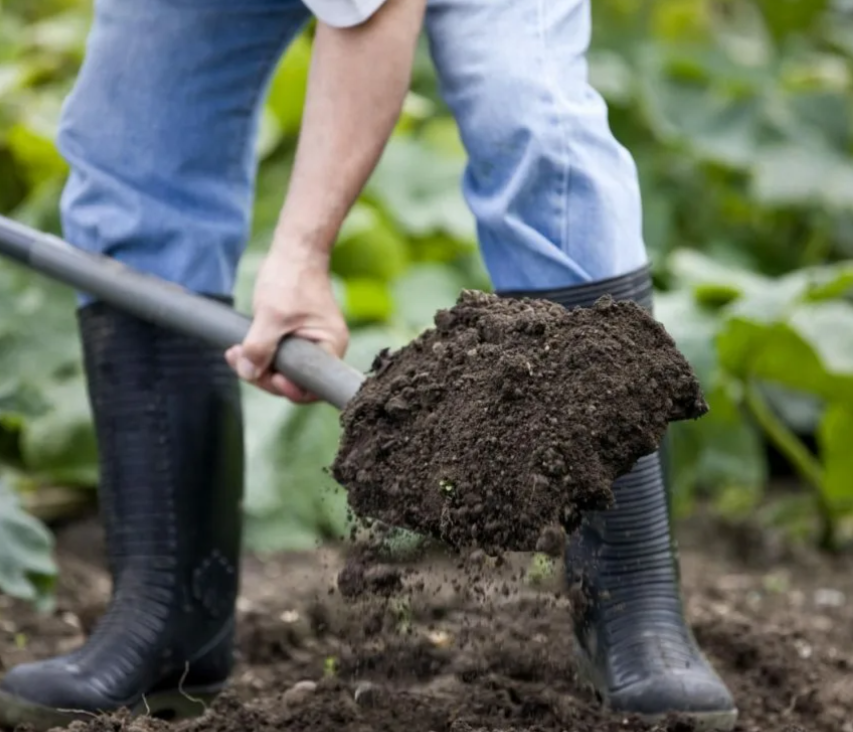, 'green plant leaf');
751,144,853,210
818,403,853,514
391,263,467,332
18,376,98,487
331,205,409,282
655,287,721,387
242,398,349,553
419,116,466,158
666,249,768,304
265,31,312,138
0,476,57,604
718,298,853,403
754,0,829,41
343,278,393,323
366,137,475,242
656,287,767,516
